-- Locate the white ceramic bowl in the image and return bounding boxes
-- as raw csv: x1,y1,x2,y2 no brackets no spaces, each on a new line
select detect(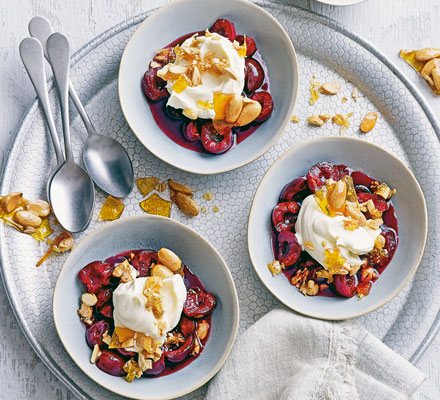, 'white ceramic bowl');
314,0,367,5
53,215,239,399
248,137,427,320
119,0,298,174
